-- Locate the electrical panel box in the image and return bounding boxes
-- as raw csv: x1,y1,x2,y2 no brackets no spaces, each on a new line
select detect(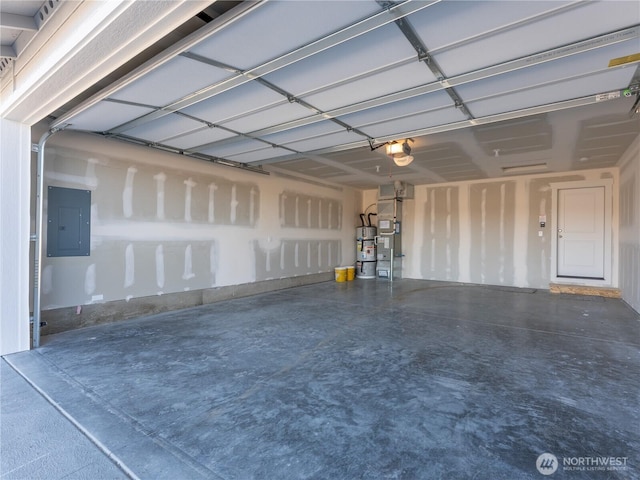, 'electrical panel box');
378,182,414,200
47,186,91,257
